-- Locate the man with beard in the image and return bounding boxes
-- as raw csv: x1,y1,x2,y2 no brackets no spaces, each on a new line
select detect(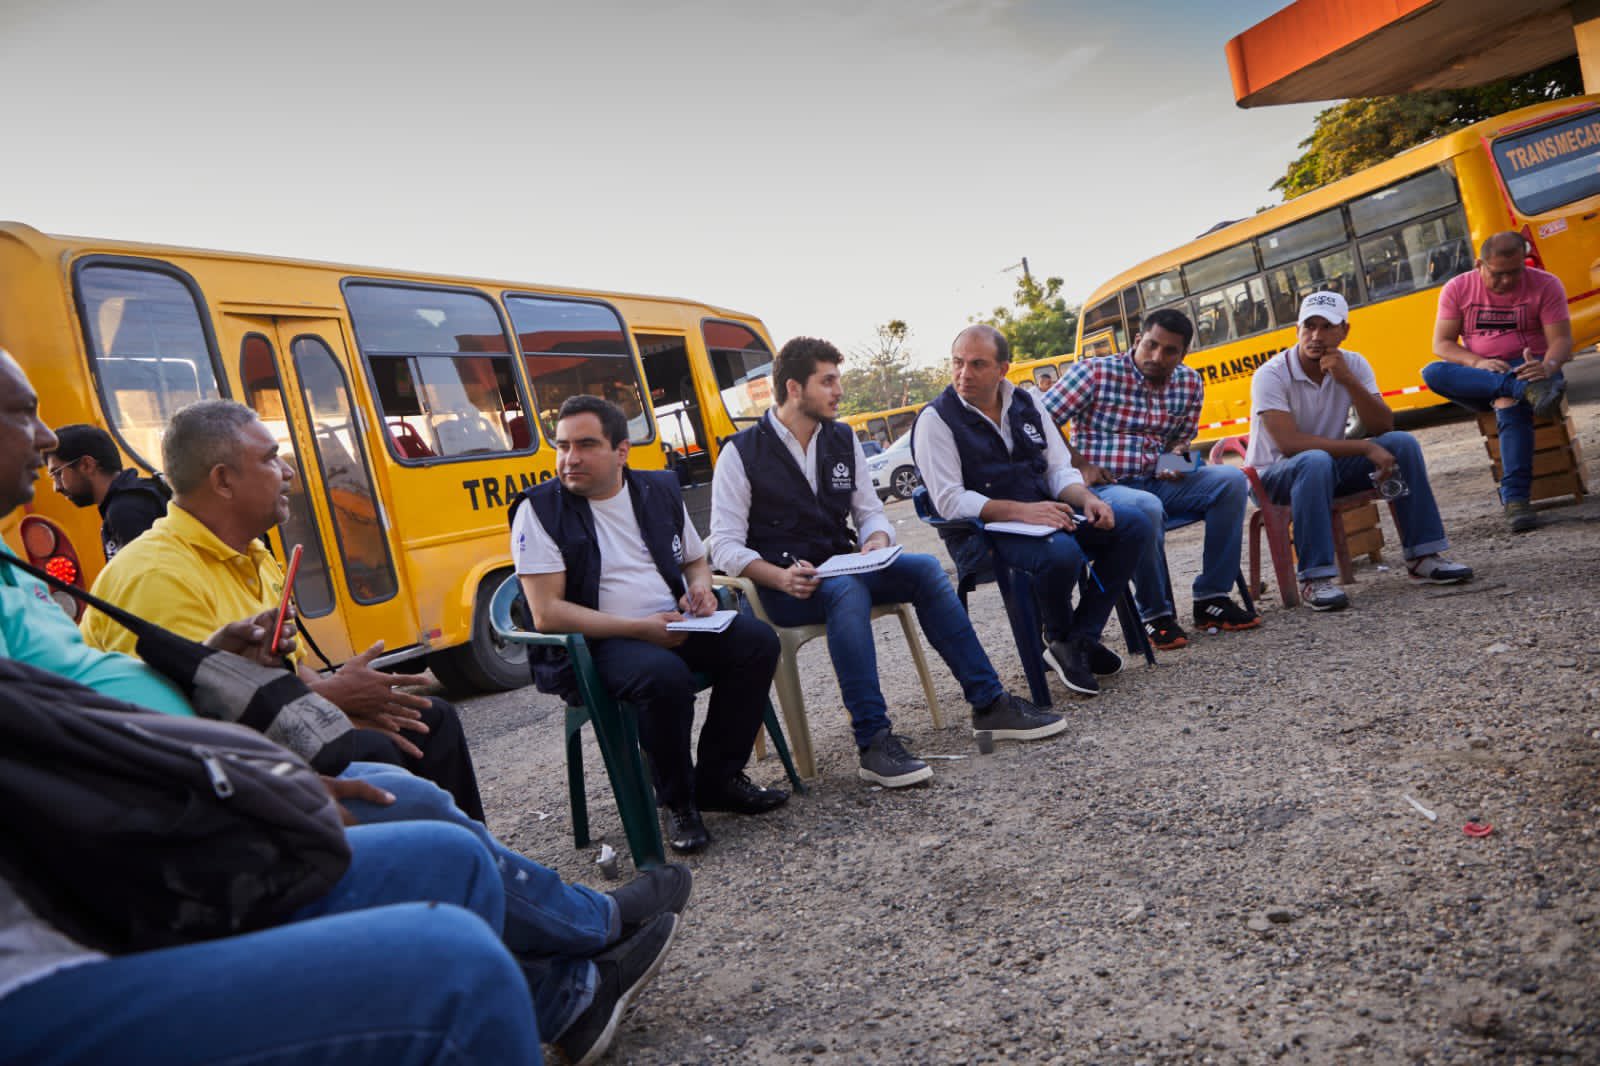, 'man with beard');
46,423,170,559
1247,291,1473,611
1042,308,1257,650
